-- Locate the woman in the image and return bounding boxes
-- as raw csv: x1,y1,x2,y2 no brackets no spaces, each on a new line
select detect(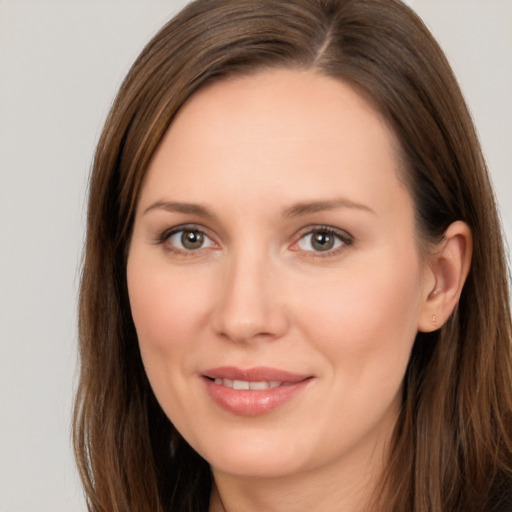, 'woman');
73,0,512,510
